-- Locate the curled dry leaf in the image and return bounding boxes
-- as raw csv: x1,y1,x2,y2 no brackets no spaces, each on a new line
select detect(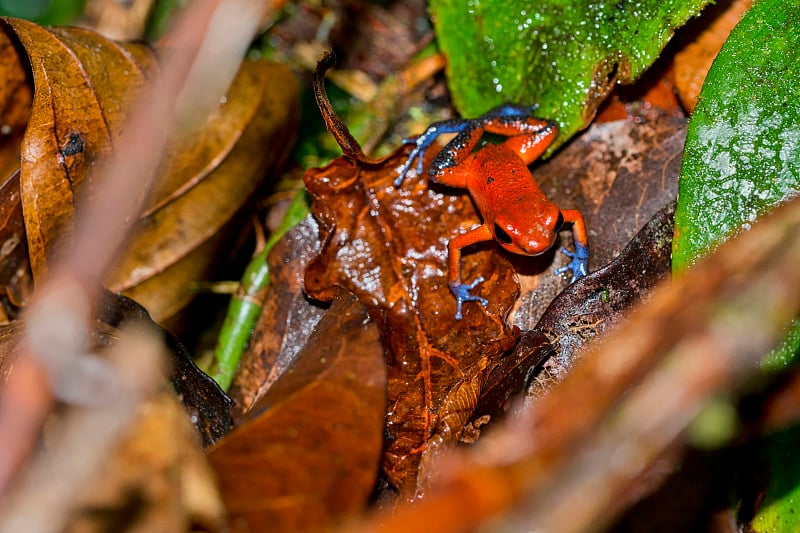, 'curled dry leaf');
208,290,386,533
228,216,325,418
0,18,299,323
303,133,519,497
106,59,299,323
1,18,158,278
